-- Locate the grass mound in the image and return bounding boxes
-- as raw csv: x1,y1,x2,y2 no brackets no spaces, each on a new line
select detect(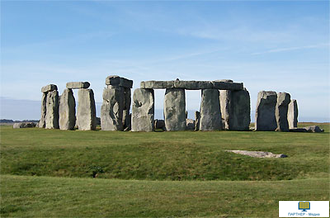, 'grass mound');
1,123,329,181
